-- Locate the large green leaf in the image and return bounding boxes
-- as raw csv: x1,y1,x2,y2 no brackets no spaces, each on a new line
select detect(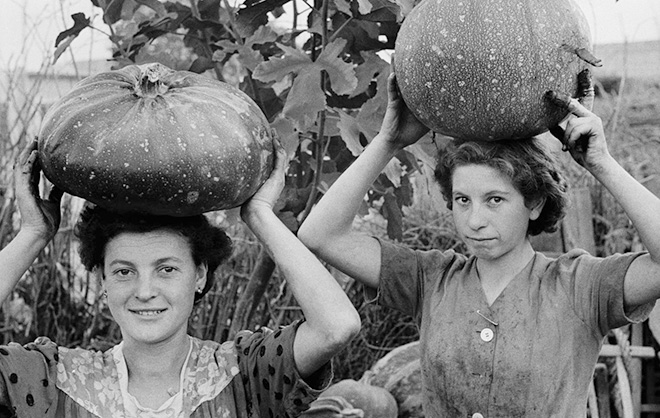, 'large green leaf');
214,25,279,71
351,51,388,97
252,43,311,82
316,39,357,96
282,71,326,130
254,39,357,130
337,110,364,156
